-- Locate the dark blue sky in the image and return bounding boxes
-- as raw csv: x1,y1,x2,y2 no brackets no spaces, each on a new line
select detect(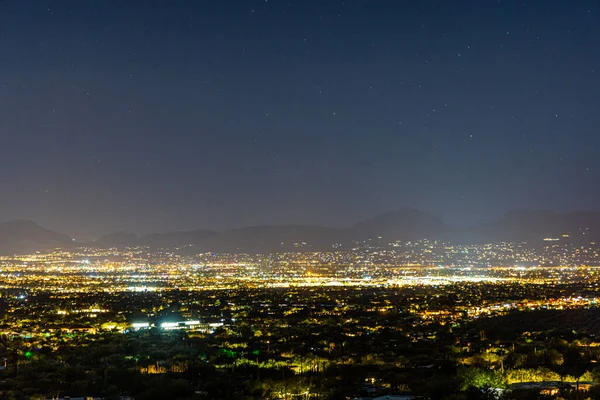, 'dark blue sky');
1,0,599,239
